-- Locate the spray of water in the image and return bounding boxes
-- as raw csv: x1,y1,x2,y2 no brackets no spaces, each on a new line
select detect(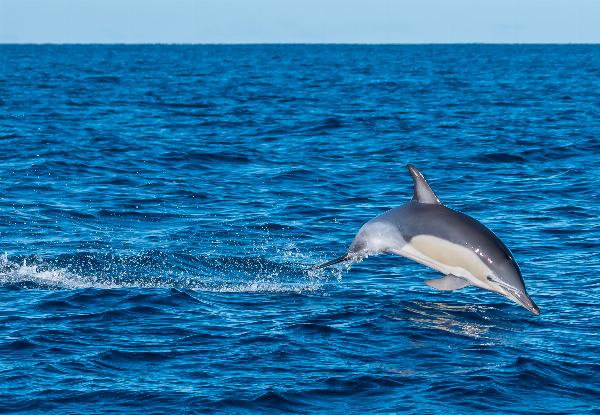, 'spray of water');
0,245,346,292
